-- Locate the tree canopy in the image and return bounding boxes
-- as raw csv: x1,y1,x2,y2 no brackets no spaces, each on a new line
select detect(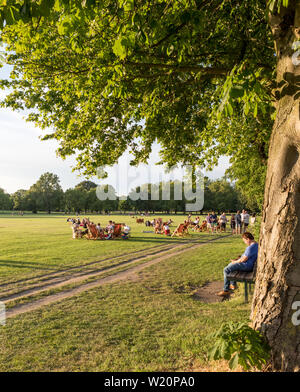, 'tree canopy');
28,172,63,213
0,187,12,209
0,0,275,197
